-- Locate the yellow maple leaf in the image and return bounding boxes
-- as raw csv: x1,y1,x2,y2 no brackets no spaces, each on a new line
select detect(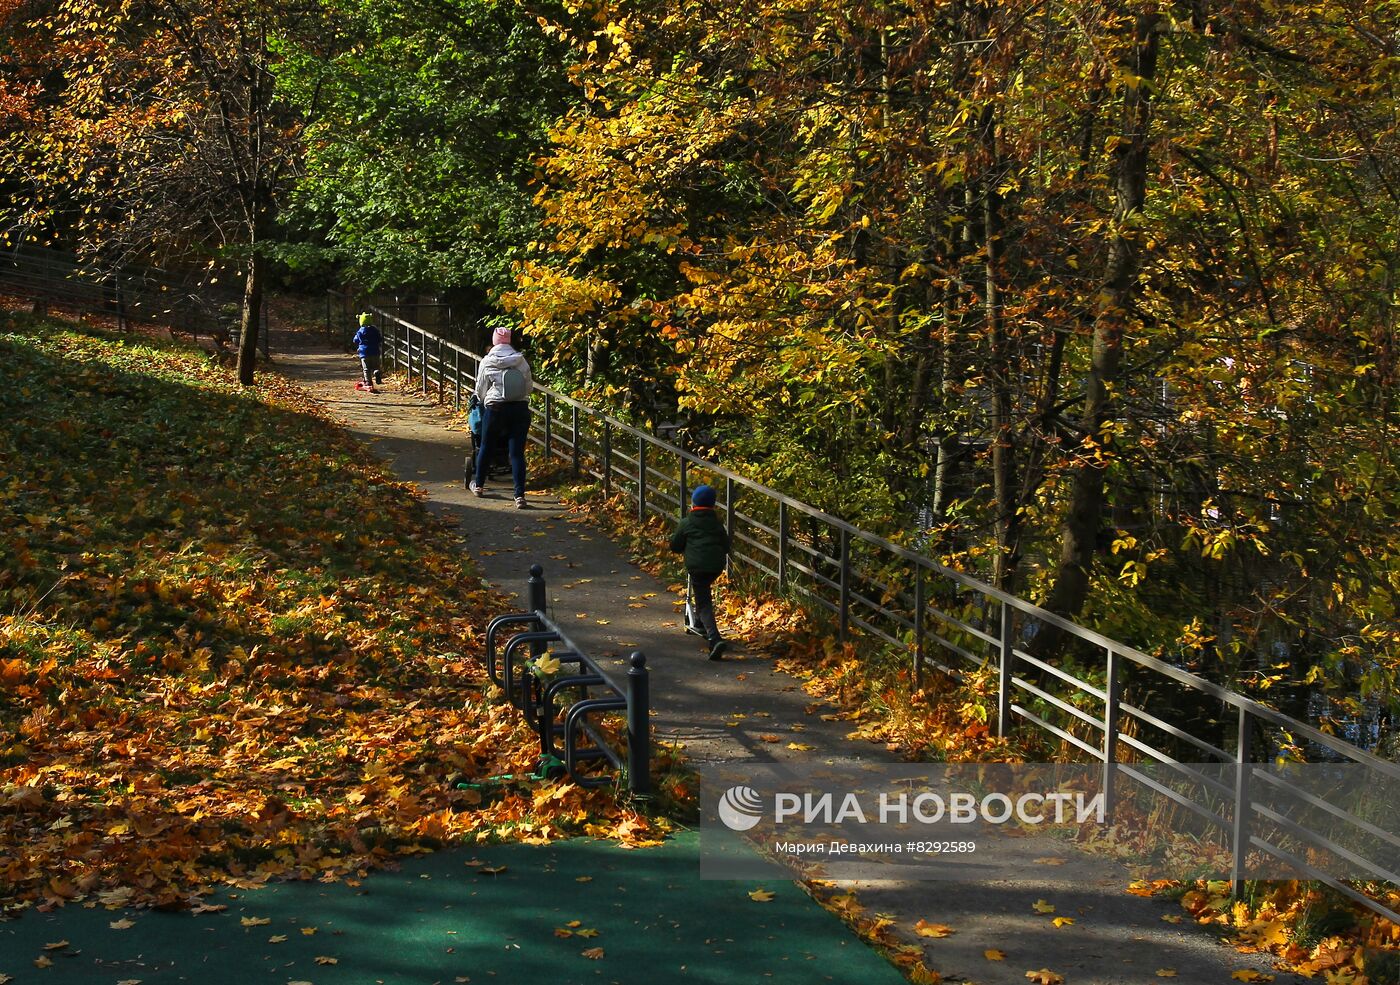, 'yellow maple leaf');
1157,970,1178,978
1231,972,1273,983
1025,970,1064,985
749,889,775,902
1032,899,1056,914
913,919,954,938
1052,916,1075,928
581,946,604,959
985,949,1006,961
